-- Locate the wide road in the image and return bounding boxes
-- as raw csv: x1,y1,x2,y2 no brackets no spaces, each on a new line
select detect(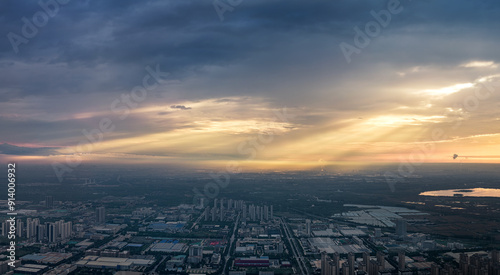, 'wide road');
222,213,240,274
190,207,206,230
281,217,309,275
148,255,167,275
